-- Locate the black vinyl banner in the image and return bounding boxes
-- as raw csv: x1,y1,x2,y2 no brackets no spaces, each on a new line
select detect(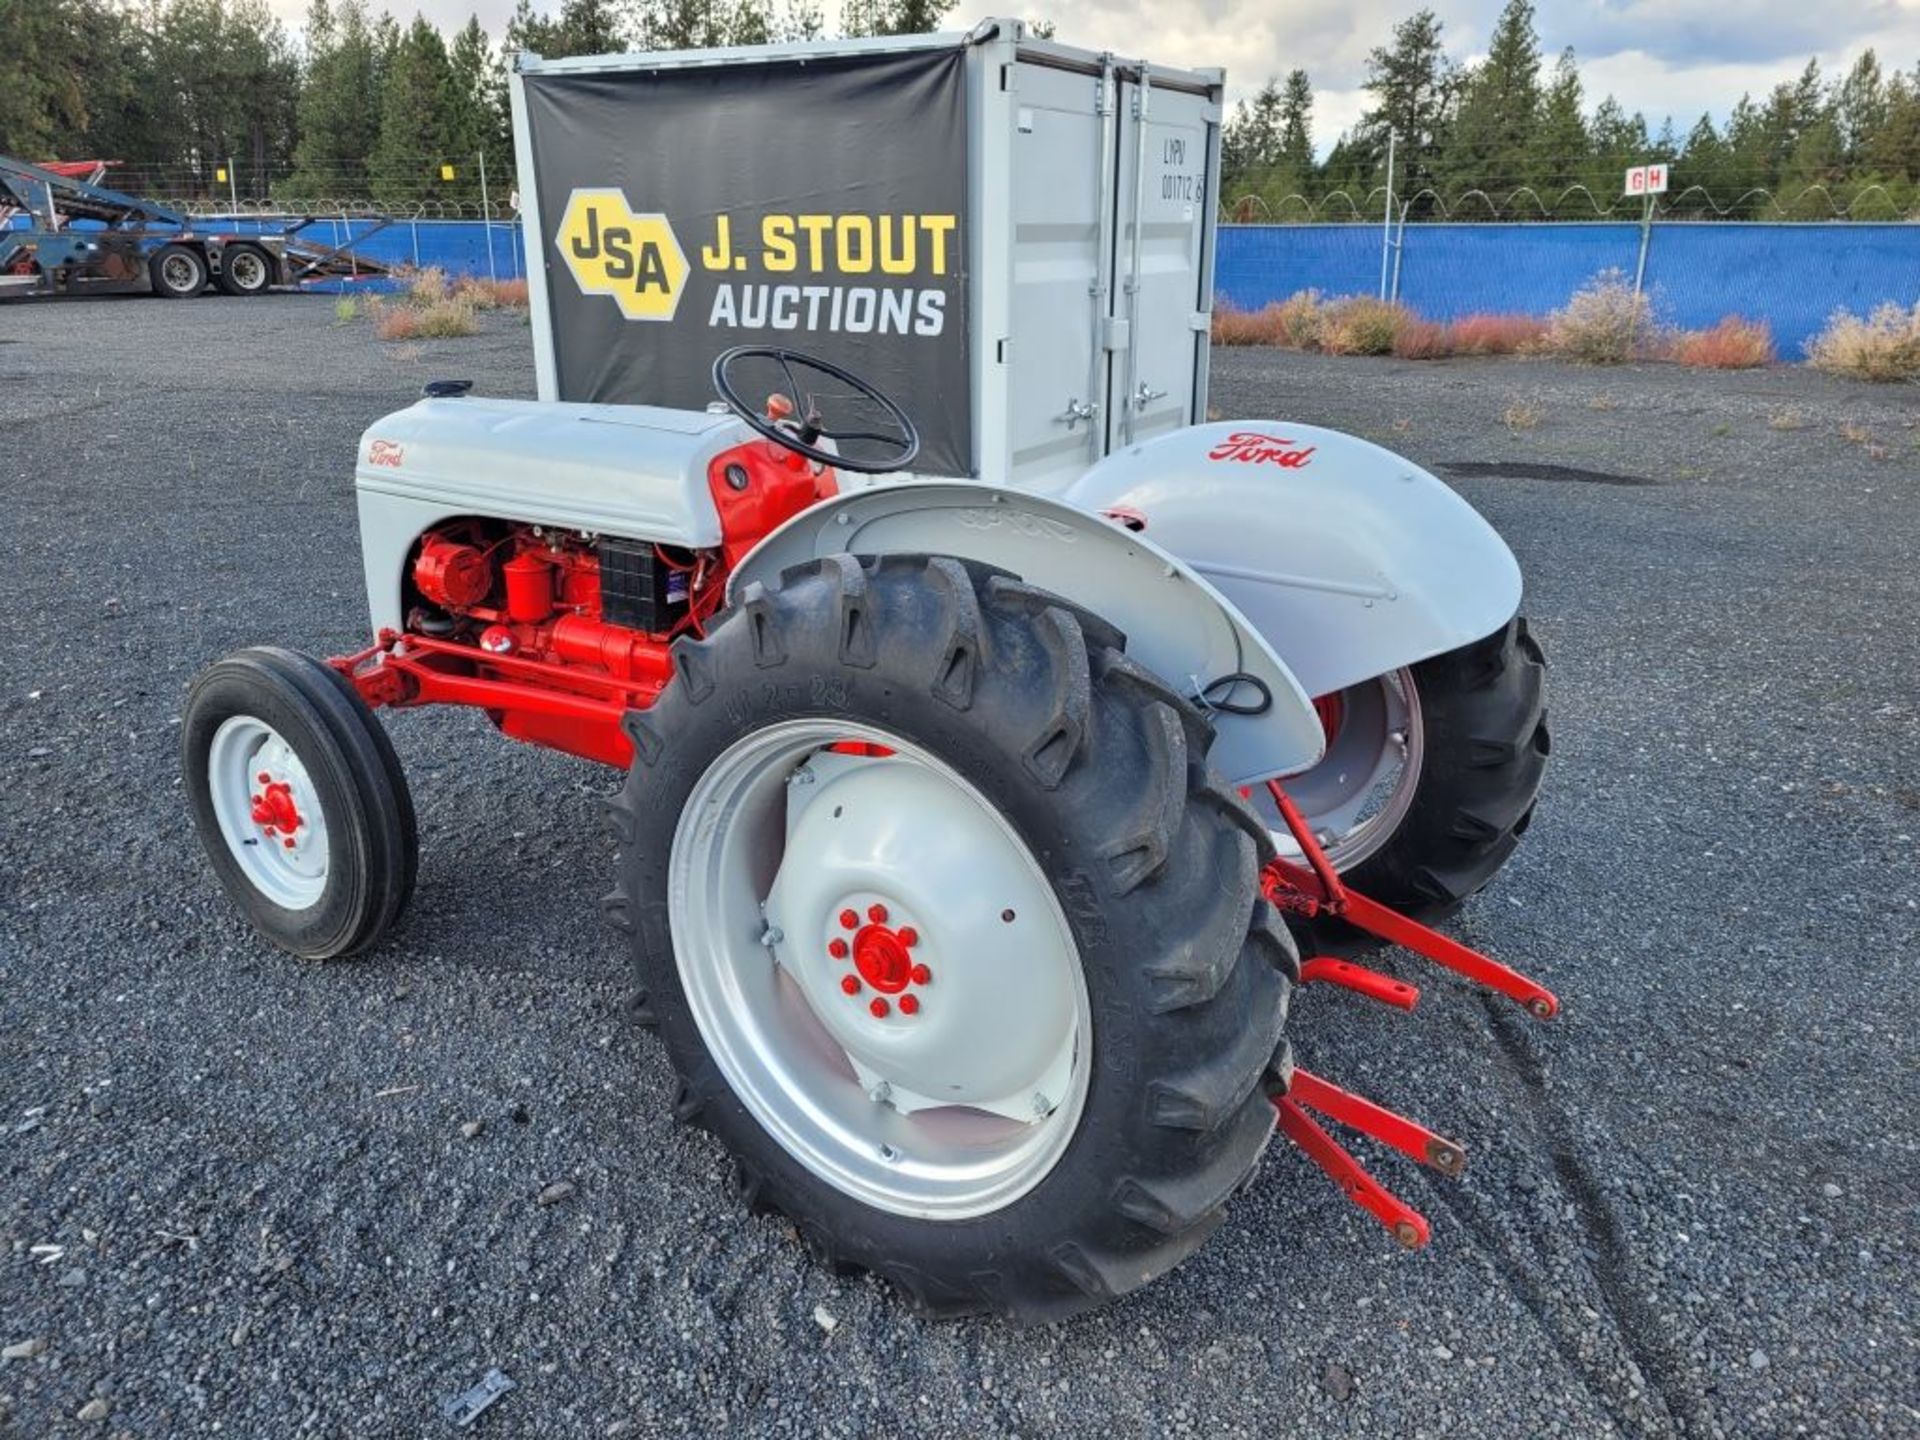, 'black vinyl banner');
523,48,973,476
